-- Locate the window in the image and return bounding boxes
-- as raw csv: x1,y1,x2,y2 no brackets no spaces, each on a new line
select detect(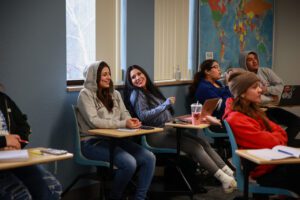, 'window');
154,0,190,81
66,0,122,84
